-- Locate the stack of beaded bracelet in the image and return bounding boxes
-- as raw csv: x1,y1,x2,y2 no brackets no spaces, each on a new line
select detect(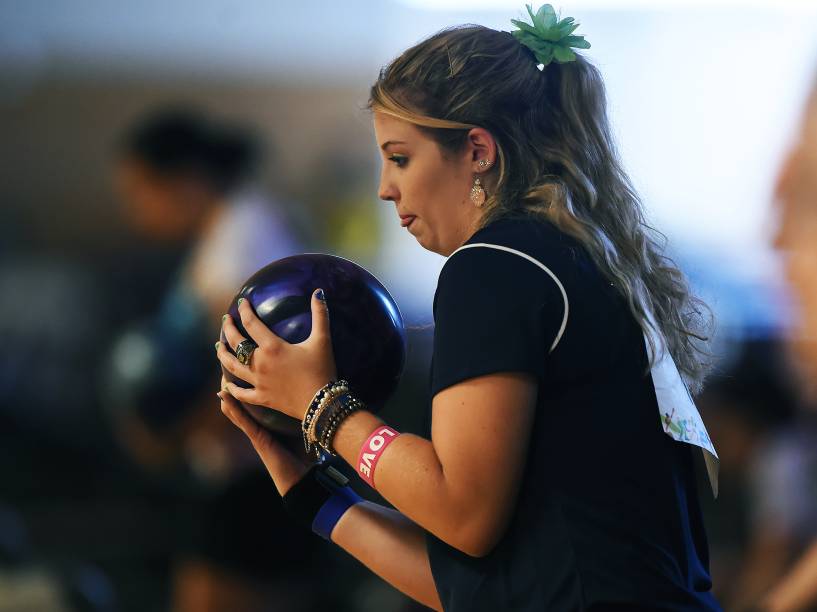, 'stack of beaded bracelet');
302,380,349,457
314,393,365,456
